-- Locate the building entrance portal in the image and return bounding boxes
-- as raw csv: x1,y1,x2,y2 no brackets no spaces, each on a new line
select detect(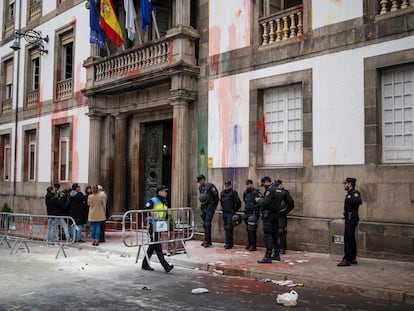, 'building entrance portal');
143,120,172,204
